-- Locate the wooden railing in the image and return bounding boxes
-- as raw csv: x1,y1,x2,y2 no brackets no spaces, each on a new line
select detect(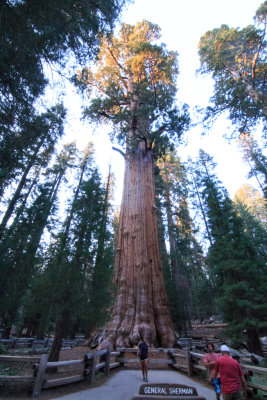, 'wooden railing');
0,349,119,397
2,336,266,354
115,348,267,395
0,337,84,351
168,349,267,396
0,348,266,397
240,363,267,394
